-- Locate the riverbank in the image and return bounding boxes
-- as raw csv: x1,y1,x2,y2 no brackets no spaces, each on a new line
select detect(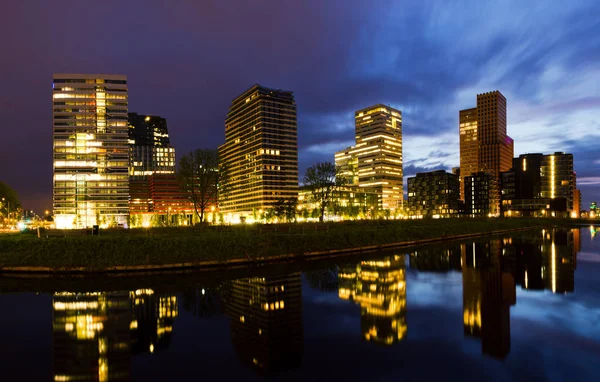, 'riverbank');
0,218,585,273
